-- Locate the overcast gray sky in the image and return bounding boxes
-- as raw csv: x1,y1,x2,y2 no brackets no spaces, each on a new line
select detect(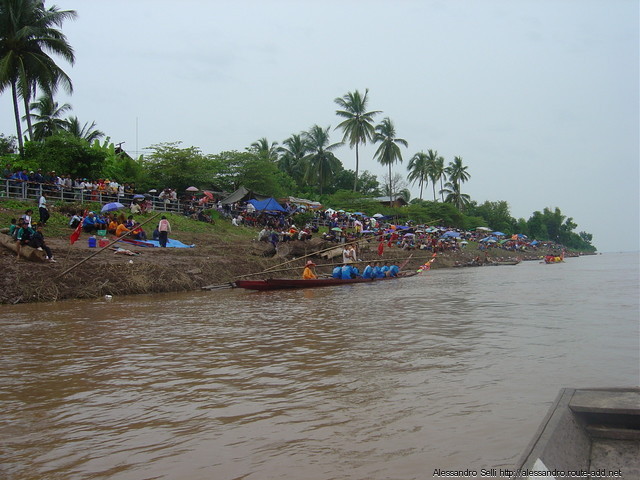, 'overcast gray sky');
1,0,638,252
